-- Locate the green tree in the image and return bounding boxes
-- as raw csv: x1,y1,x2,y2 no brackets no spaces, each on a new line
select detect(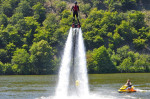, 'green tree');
9,0,20,10
11,48,30,74
60,10,71,19
91,0,106,9
138,27,149,39
82,9,104,50
9,13,24,25
15,0,32,17
43,13,59,31
2,63,13,75
28,0,46,6
129,11,145,29
0,49,8,63
6,43,16,62
24,17,40,45
104,0,122,11
92,46,116,73
133,38,146,50
118,57,133,72
5,24,23,47
29,40,54,74
33,27,50,42
115,20,138,41
116,45,130,61
15,17,39,45
52,27,69,52
0,13,8,27
134,55,150,72
0,0,13,17
111,51,121,66
59,13,72,27
113,32,123,49
128,51,136,62
15,19,27,37
82,10,123,50
80,3,91,17
0,26,9,47
0,61,4,74
86,50,97,73
32,2,46,24
54,0,66,13
121,0,137,11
